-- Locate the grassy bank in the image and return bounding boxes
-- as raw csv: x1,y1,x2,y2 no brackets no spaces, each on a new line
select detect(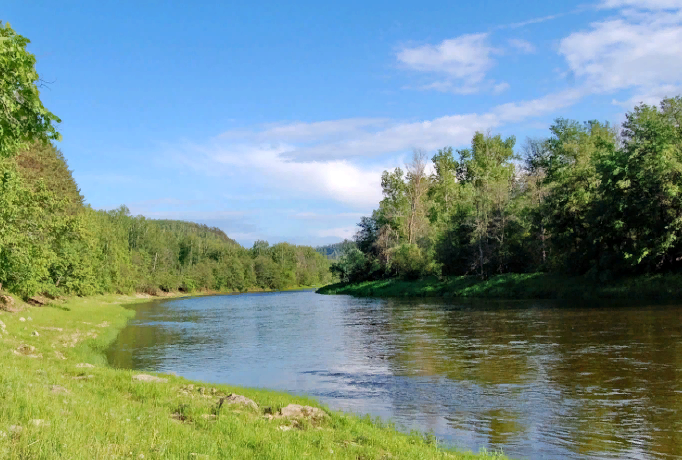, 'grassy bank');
316,273,682,300
0,293,504,459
